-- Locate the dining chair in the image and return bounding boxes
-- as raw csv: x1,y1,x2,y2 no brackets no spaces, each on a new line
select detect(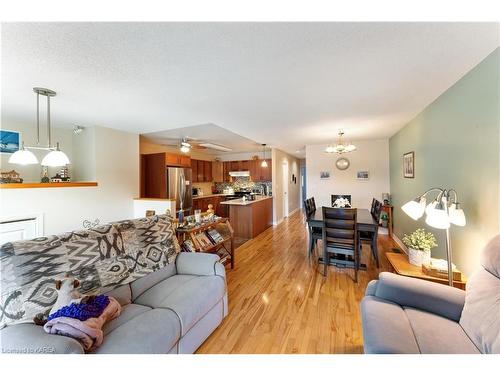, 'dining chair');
321,207,359,282
331,194,352,208
305,198,321,258
370,198,377,216
359,199,381,267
